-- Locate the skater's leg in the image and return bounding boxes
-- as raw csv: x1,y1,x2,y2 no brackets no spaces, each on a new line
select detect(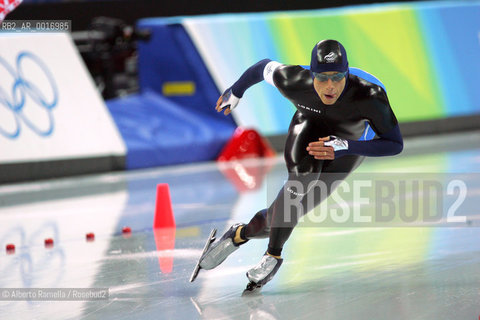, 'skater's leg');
245,156,364,286
300,155,364,213
243,209,270,239
266,170,321,256
266,113,325,257
244,115,324,287
245,171,315,288
268,155,365,254
242,170,321,249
